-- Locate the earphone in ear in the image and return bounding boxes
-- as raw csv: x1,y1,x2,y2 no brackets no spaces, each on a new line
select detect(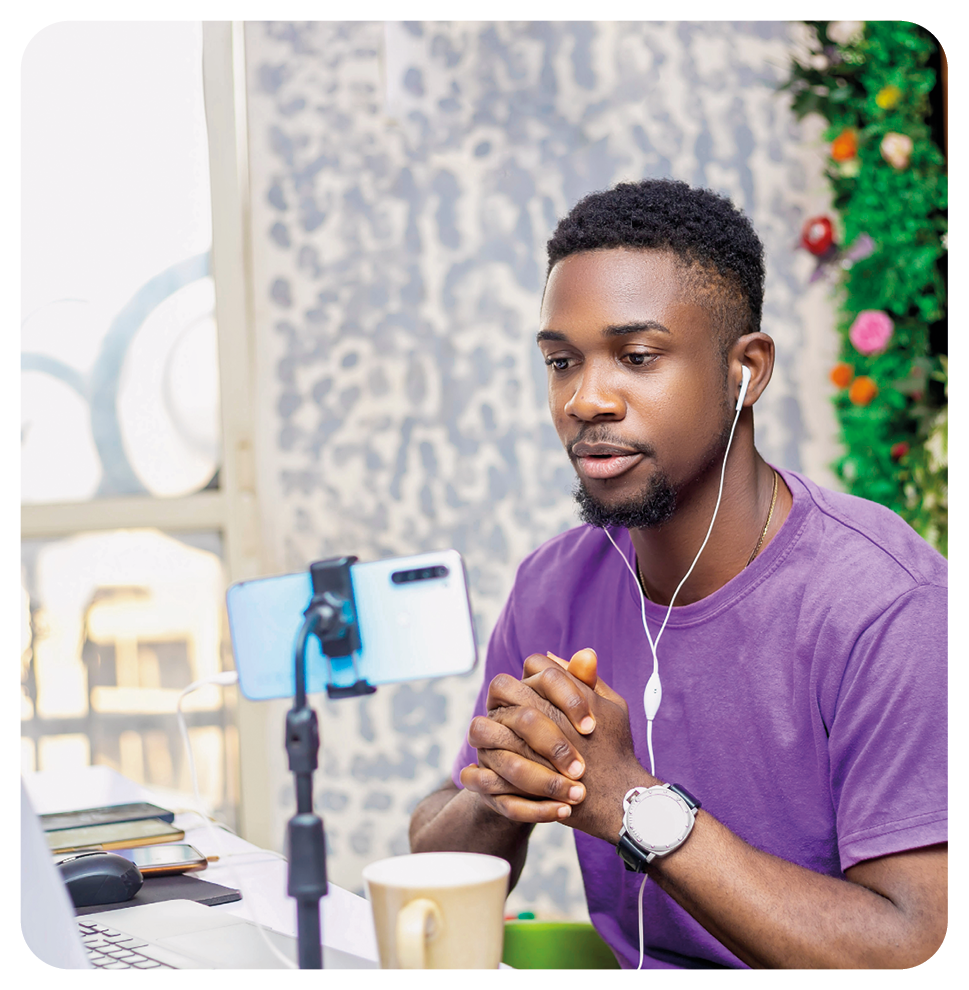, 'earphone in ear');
736,365,751,412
